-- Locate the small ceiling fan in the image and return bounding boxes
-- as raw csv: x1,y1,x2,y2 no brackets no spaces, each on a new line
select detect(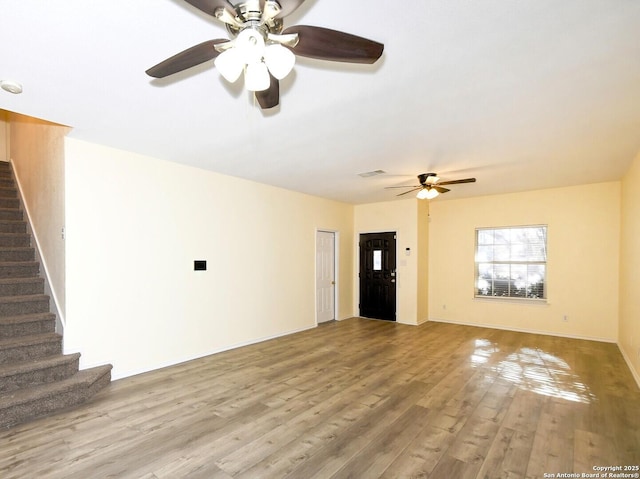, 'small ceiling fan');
145,0,384,109
386,173,477,200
